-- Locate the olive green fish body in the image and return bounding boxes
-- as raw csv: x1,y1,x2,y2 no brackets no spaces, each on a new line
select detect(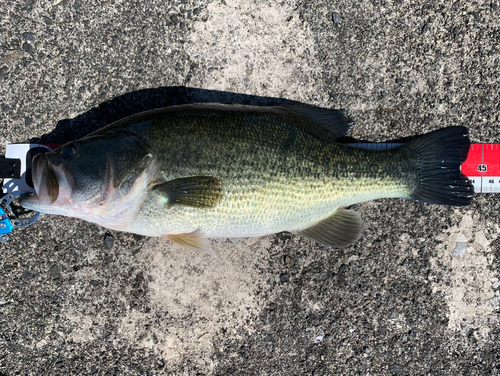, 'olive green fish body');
102,106,402,237
20,104,473,249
